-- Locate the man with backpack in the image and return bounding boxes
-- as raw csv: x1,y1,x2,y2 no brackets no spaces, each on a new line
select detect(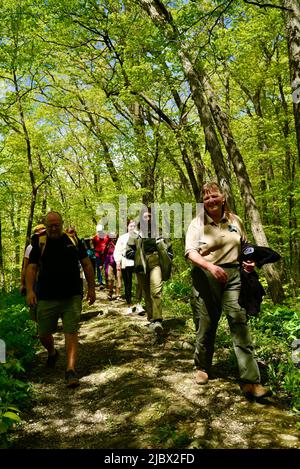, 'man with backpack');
26,211,96,388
